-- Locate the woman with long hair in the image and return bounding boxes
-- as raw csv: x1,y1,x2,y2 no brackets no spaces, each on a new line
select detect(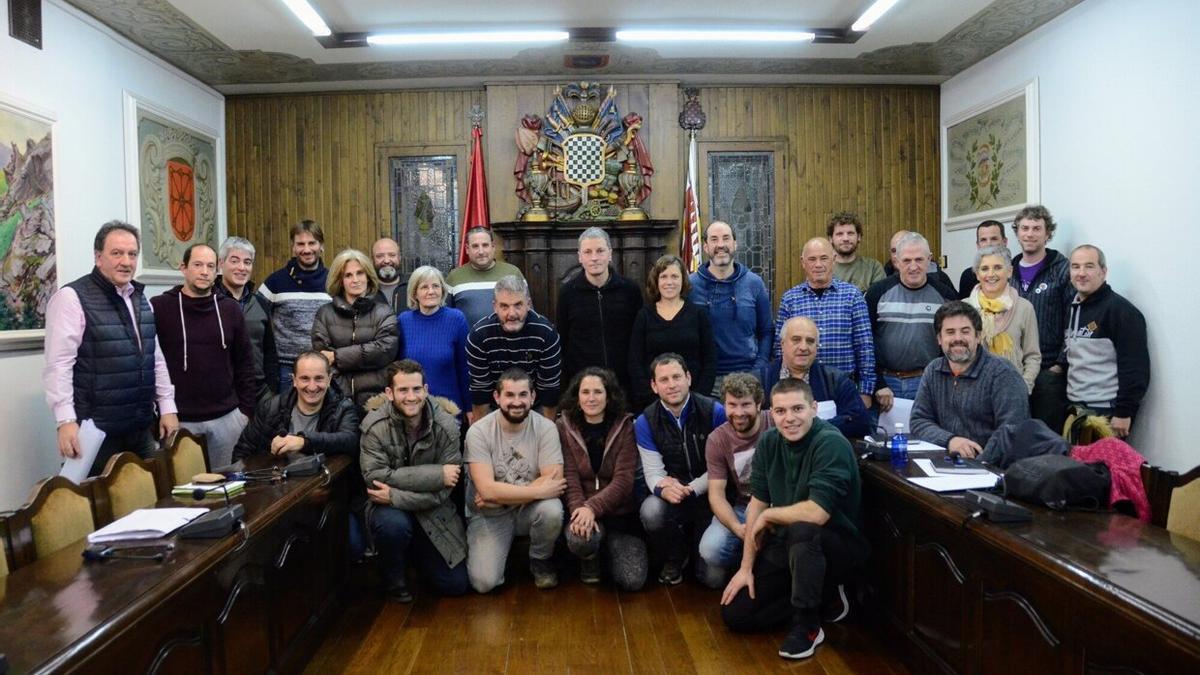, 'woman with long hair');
312,248,401,409
557,367,647,591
